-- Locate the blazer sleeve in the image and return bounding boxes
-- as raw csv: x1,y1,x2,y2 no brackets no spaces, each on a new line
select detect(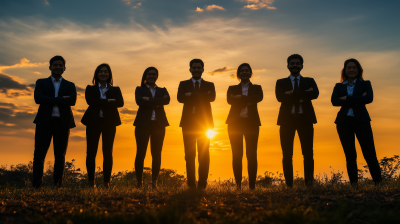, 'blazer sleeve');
346,81,373,105
293,78,319,100
177,81,190,103
193,82,216,103
108,87,124,107
227,86,241,105
275,80,293,103
148,87,170,105
62,82,77,106
331,83,357,107
34,79,63,105
85,85,108,106
135,86,155,108
242,85,263,103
